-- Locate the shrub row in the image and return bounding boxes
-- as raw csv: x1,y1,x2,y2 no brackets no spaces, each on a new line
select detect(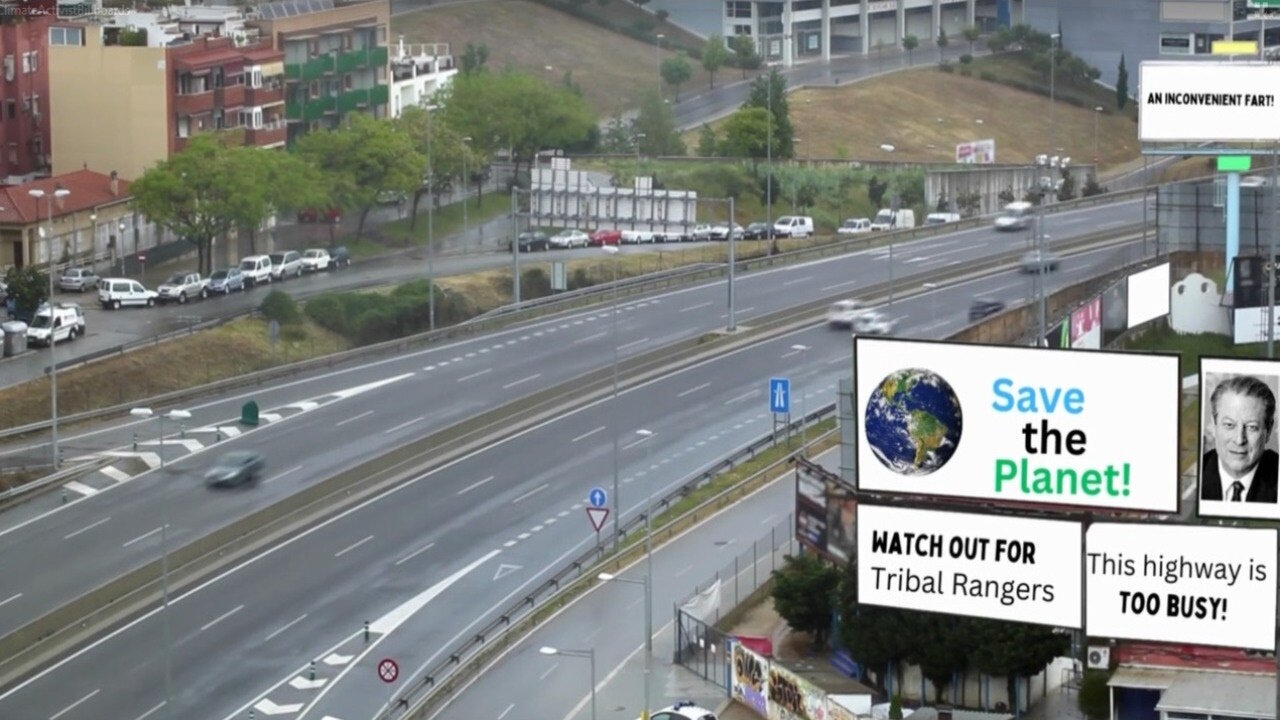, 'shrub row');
303,280,476,346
